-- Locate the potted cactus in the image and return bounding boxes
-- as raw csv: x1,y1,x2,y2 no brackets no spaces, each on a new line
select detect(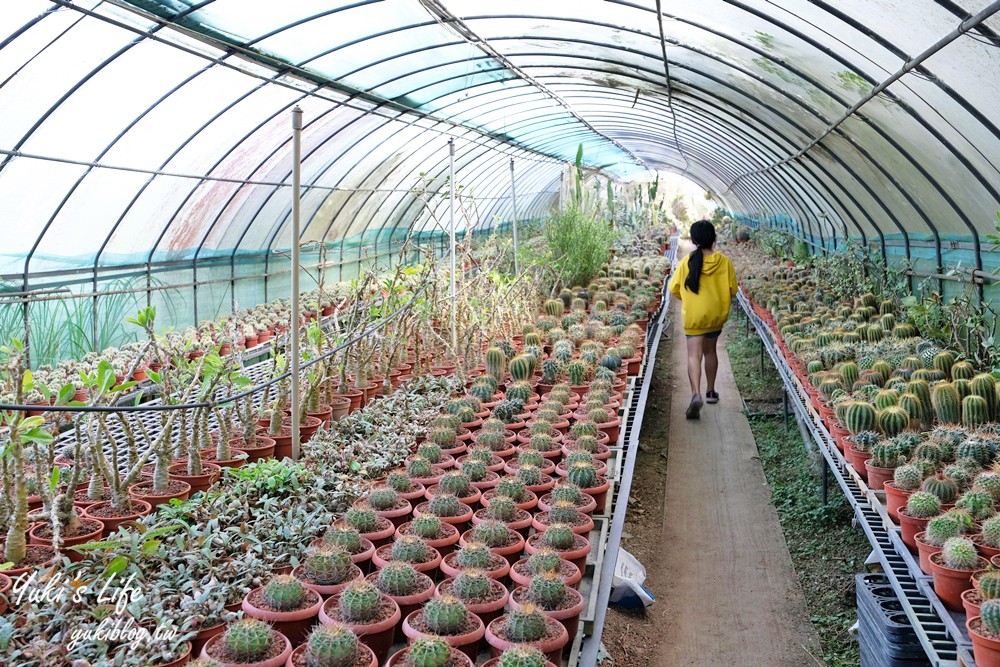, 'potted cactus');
884,463,923,524
525,524,591,573
406,457,445,487
473,495,534,539
977,515,1000,559
459,519,526,566
968,599,1000,666
482,478,538,513
864,442,903,491
531,500,595,536
367,560,435,630
458,458,501,493
312,526,377,574
402,594,486,659
384,470,427,503
242,574,323,646
293,547,364,597
286,623,377,667
564,461,609,513
385,636,475,667
371,535,443,577
929,537,988,611
484,605,570,664
396,515,461,557
509,573,586,640
337,507,396,550
964,571,1000,619
538,482,597,516
437,568,510,628
413,492,475,534
915,513,968,575
201,618,293,667
898,491,942,551
425,470,483,508
511,548,583,590
481,646,557,667
354,487,413,530
440,541,513,581
320,580,400,666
